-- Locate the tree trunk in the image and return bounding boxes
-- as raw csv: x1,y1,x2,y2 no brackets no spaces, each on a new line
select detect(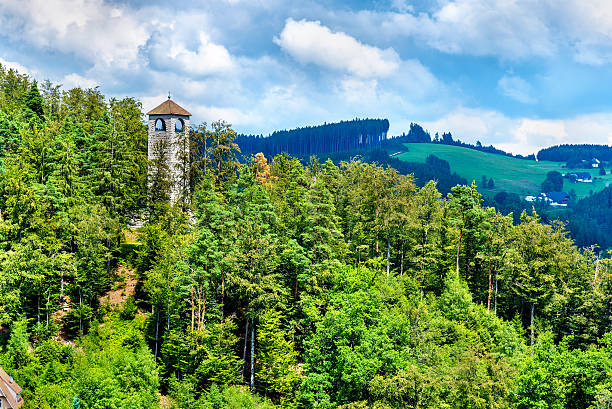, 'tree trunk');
386,235,391,277
202,290,207,329
155,308,160,362
46,292,50,328
456,229,462,277
242,318,249,383
494,268,498,316
167,296,170,331
250,317,255,390
221,269,225,318
79,290,83,333
487,256,492,311
190,287,195,331
221,219,226,318
530,302,535,351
